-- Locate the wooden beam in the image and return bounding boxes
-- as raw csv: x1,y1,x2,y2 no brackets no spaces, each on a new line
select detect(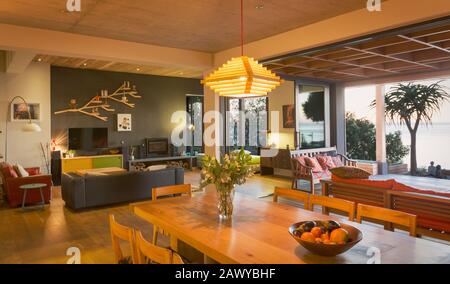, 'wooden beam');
4,50,36,73
0,23,212,71
398,34,450,54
